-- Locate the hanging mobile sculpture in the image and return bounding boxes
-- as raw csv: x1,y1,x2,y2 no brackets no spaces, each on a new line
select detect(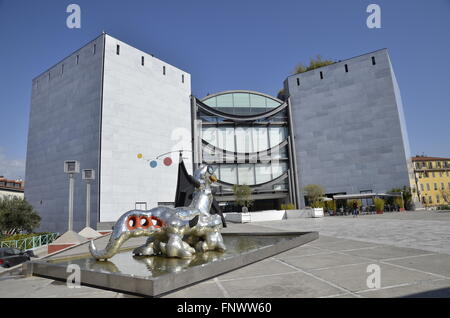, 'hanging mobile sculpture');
136,150,190,168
